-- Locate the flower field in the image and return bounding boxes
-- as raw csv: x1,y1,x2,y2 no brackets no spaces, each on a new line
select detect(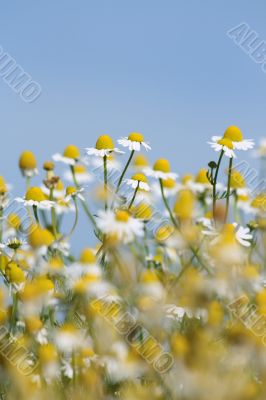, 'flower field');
0,127,266,399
